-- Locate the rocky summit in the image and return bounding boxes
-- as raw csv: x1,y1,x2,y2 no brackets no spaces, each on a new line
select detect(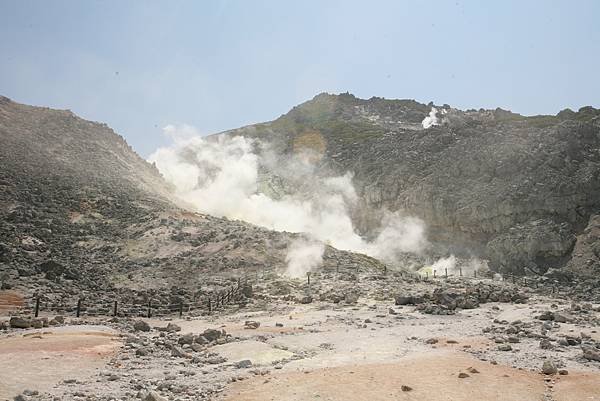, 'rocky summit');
1,94,600,401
